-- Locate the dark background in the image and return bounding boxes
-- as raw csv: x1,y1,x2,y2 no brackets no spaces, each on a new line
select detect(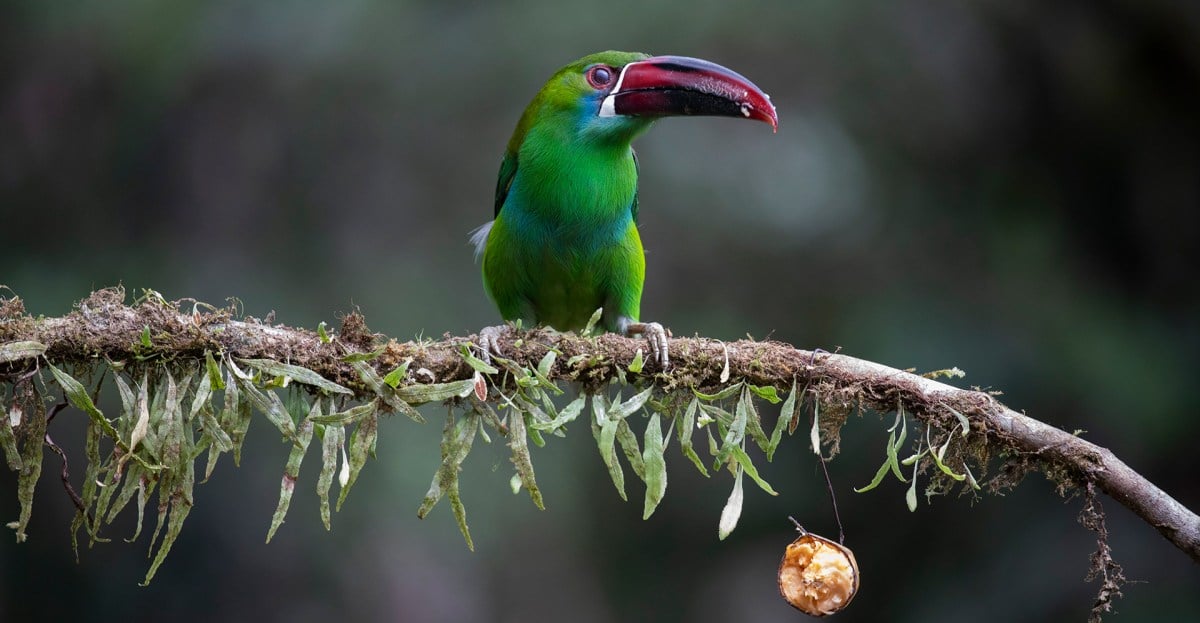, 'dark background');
2,1,1198,621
